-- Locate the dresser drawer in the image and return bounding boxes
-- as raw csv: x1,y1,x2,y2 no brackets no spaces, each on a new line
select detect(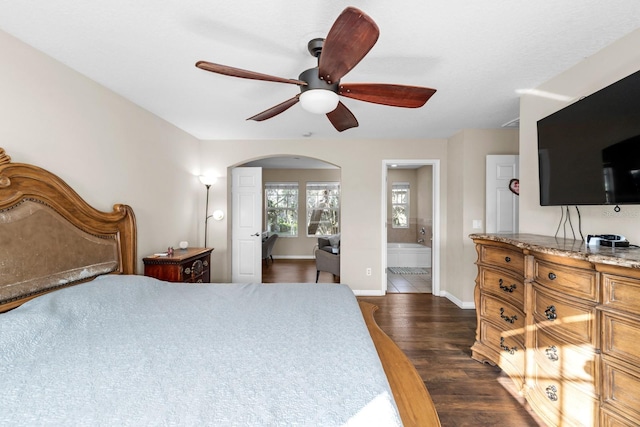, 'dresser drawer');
479,244,524,275
602,311,640,366
601,407,640,427
478,266,525,306
602,273,640,317
532,285,597,346
602,357,640,423
529,363,599,427
479,293,525,332
477,318,525,378
534,259,598,301
532,325,598,394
